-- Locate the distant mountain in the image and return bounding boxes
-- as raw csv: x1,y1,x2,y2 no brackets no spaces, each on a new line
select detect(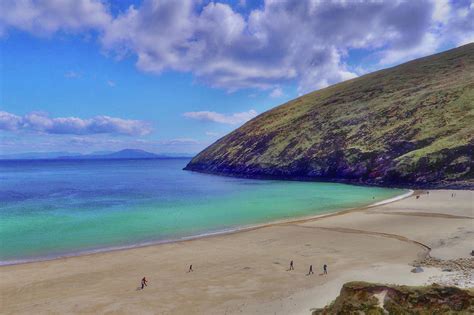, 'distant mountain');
185,44,474,188
0,149,194,160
